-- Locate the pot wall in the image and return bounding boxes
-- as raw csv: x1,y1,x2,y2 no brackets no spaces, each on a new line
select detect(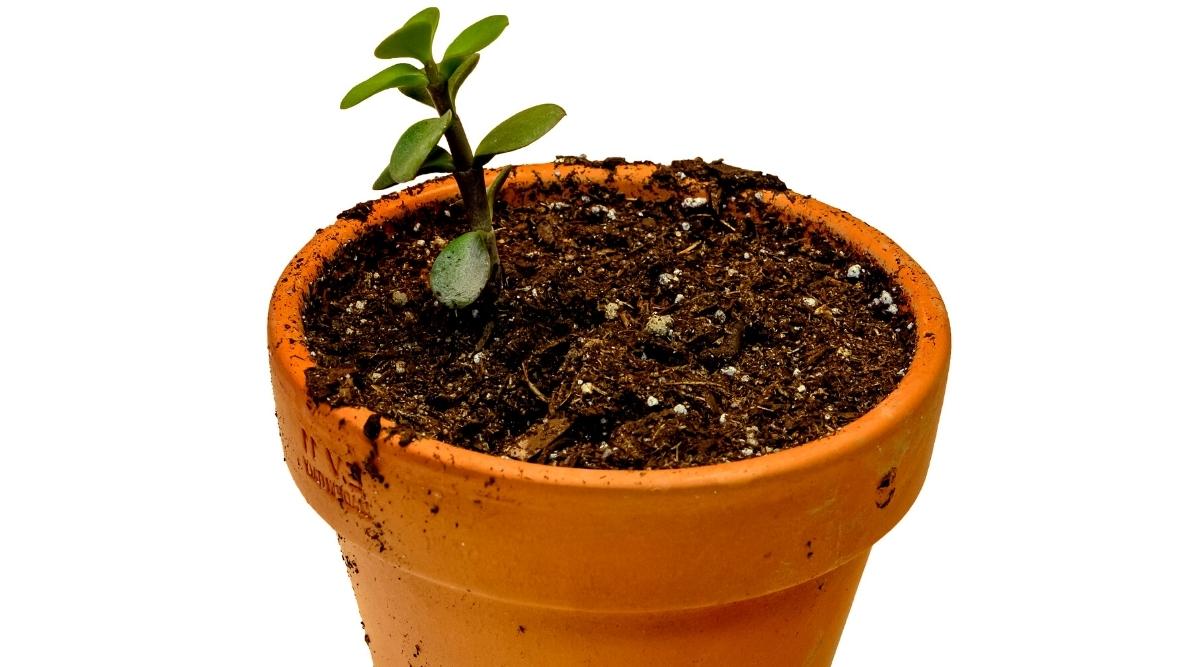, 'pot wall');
269,163,951,665
342,536,869,666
